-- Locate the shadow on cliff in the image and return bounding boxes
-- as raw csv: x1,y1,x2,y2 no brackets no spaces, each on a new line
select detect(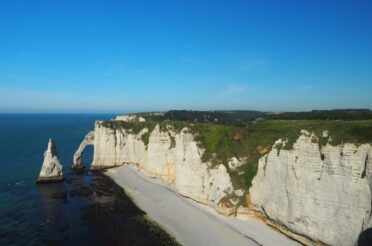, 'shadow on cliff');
358,228,372,246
